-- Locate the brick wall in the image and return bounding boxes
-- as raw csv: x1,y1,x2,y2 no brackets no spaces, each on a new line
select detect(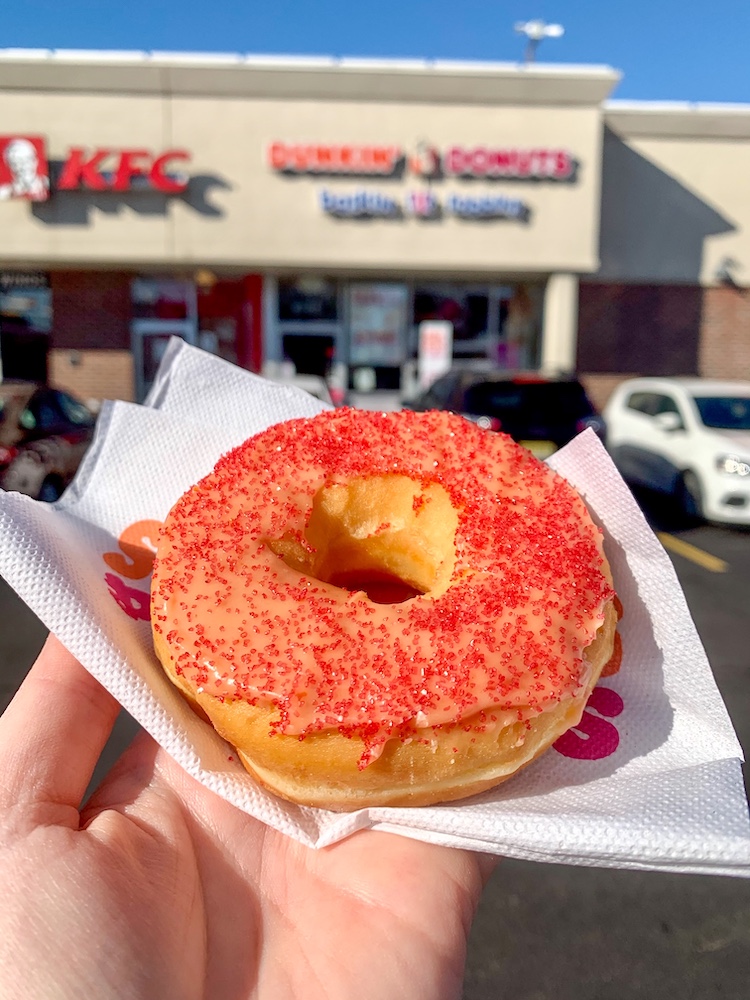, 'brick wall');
49,349,134,405
577,282,750,409
51,271,132,350
578,374,627,414
699,285,750,379
577,283,703,376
